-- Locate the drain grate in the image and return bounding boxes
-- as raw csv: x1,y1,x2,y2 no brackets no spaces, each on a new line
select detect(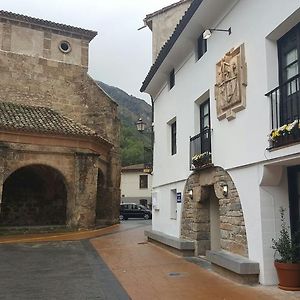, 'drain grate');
168,272,185,277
